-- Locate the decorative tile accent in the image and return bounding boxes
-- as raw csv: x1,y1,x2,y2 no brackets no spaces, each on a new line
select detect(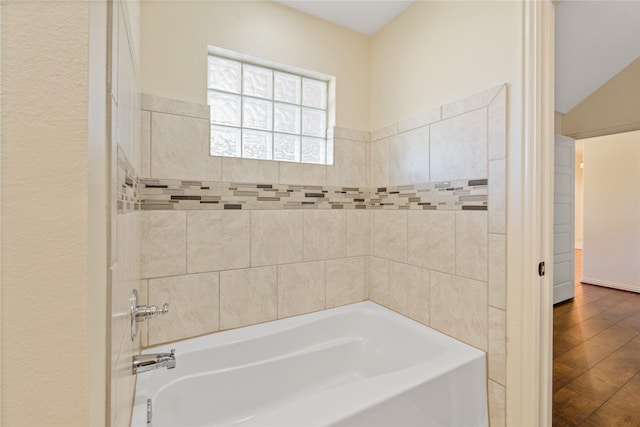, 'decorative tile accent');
117,147,140,214
140,179,369,210
139,178,488,211
370,179,488,211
